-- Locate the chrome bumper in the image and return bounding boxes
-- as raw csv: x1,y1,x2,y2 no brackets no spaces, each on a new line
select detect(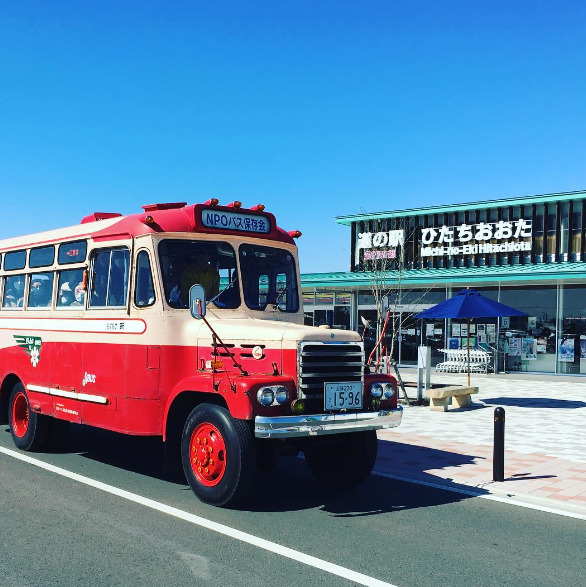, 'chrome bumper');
254,406,403,439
